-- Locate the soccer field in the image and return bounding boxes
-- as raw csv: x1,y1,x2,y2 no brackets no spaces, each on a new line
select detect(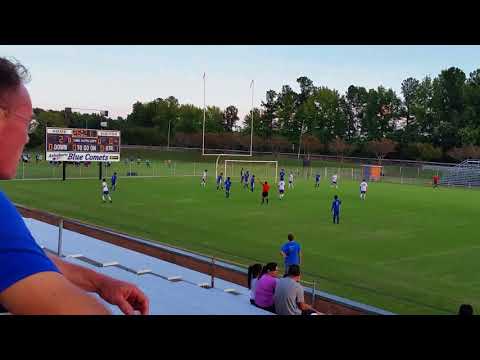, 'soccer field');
1,173,479,314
